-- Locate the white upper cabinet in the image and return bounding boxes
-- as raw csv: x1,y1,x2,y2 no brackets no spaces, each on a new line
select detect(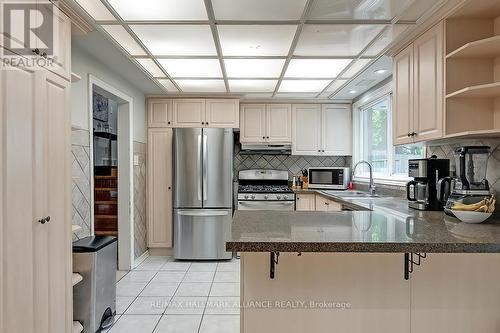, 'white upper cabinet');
148,99,172,127
292,104,352,156
205,99,239,128
266,104,292,143
172,99,206,127
240,104,266,143
393,44,414,145
322,104,352,155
